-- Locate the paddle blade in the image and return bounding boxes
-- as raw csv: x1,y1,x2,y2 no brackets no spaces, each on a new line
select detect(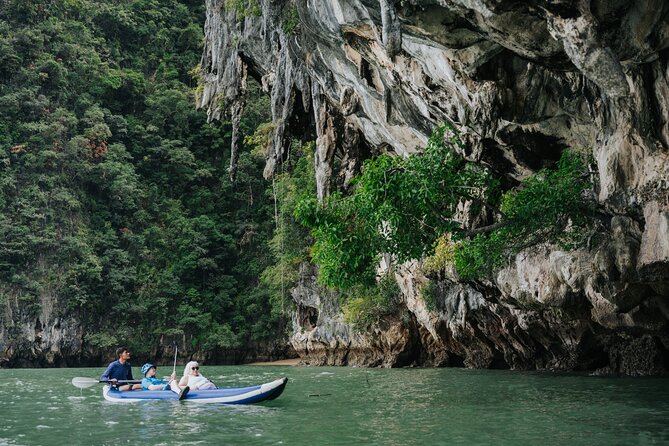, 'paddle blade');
71,377,99,389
